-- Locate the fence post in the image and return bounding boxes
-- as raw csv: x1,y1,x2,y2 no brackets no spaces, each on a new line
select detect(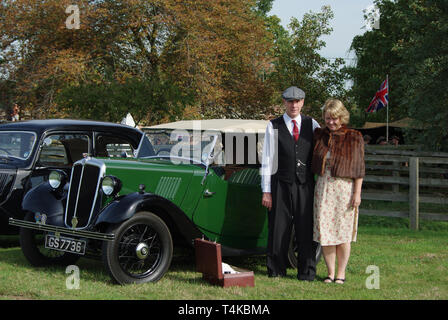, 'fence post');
409,157,419,230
